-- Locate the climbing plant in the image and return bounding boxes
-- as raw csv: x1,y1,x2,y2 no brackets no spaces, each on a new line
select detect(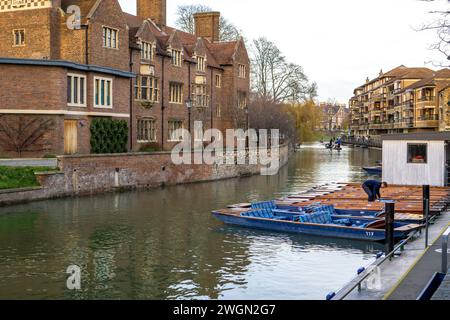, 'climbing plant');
90,118,128,154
